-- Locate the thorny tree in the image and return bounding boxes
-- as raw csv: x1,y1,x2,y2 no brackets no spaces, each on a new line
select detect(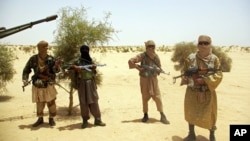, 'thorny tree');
53,6,117,115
